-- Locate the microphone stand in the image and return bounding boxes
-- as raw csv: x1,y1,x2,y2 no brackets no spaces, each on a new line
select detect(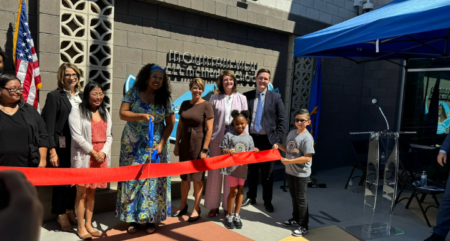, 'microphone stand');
372,99,389,130
372,99,390,181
